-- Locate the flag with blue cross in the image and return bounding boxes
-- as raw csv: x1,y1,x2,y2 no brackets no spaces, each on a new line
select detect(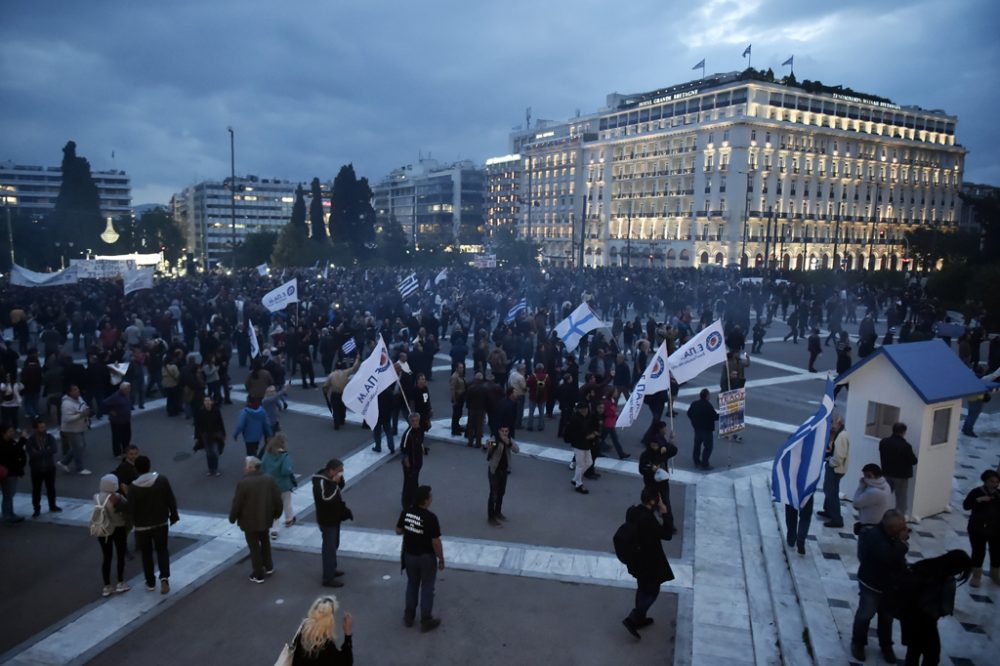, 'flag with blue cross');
555,302,606,353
